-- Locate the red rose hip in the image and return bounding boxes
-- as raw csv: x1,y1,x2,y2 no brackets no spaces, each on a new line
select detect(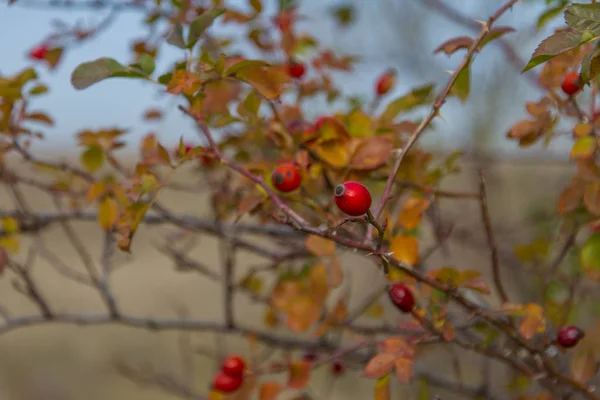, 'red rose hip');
376,69,396,96
331,360,345,376
221,355,246,377
388,283,415,313
334,181,372,216
29,45,49,60
557,325,585,348
287,61,306,79
561,71,581,96
272,163,301,192
212,371,243,393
